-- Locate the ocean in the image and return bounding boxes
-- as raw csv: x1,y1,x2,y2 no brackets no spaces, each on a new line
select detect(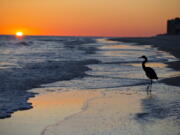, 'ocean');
0,35,179,135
